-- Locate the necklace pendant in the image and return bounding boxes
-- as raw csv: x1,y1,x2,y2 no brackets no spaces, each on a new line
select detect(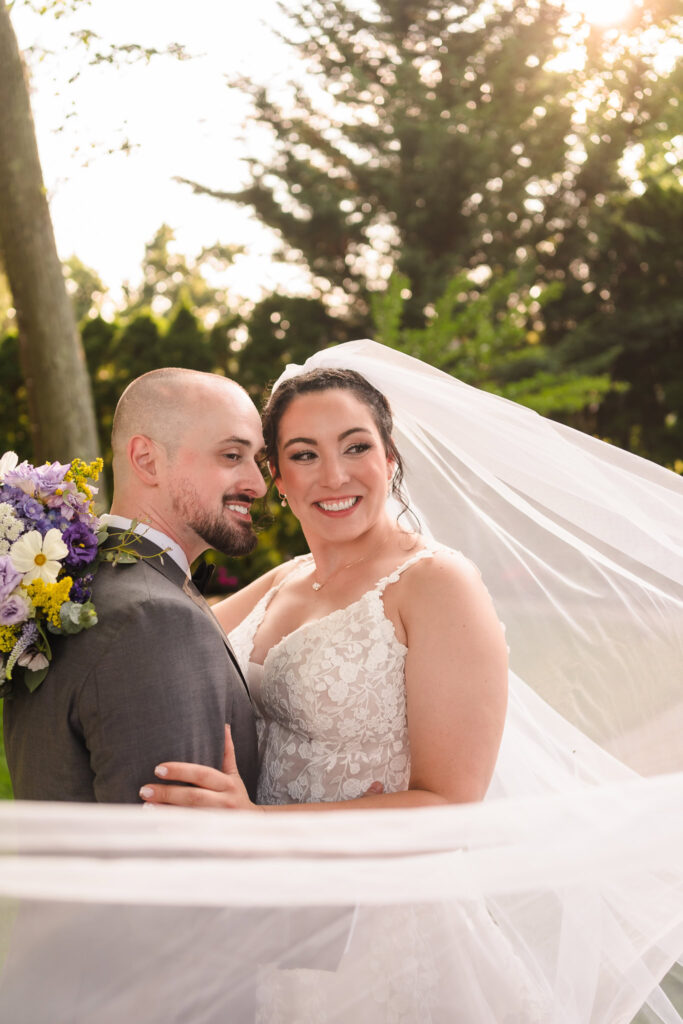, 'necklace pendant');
312,581,322,591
